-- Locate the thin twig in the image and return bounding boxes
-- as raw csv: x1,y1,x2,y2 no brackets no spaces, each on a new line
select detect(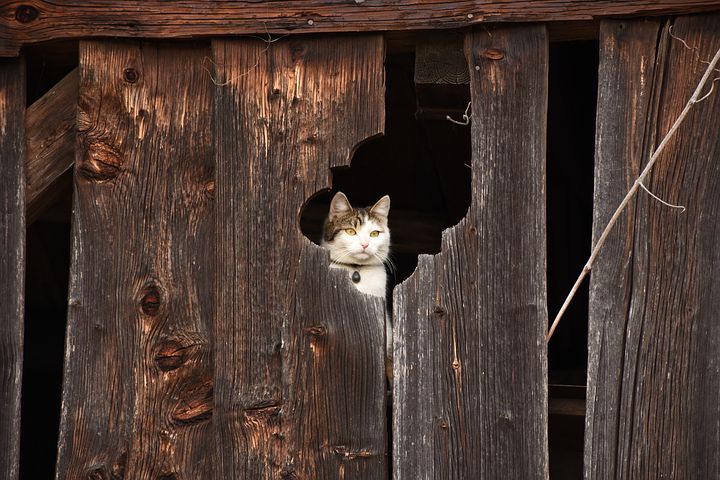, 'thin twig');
638,180,685,213
446,101,472,125
547,43,720,342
